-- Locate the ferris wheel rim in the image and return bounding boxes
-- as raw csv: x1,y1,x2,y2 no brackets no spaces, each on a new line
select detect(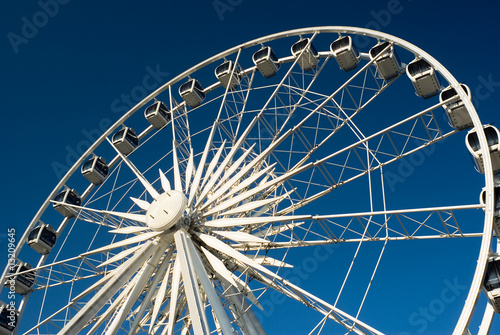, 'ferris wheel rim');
3,26,496,334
